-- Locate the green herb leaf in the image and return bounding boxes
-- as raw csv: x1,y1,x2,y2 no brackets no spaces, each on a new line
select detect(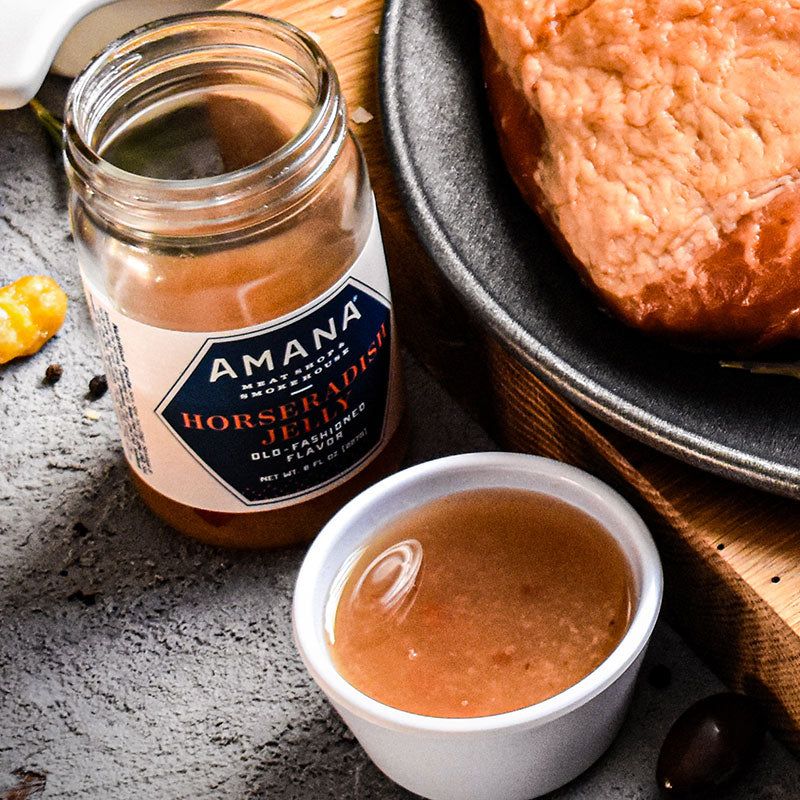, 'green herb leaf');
29,99,64,148
720,360,800,379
